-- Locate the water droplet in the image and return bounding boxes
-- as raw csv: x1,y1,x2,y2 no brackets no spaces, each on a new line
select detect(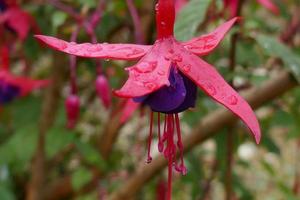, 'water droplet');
68,48,78,54
135,61,158,73
173,54,182,62
226,95,238,105
155,3,159,11
168,49,174,54
164,54,172,61
86,45,103,52
70,42,76,45
182,64,191,73
161,21,166,26
205,83,217,96
126,48,144,57
157,70,165,76
145,82,156,90
105,59,110,61
59,42,68,50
